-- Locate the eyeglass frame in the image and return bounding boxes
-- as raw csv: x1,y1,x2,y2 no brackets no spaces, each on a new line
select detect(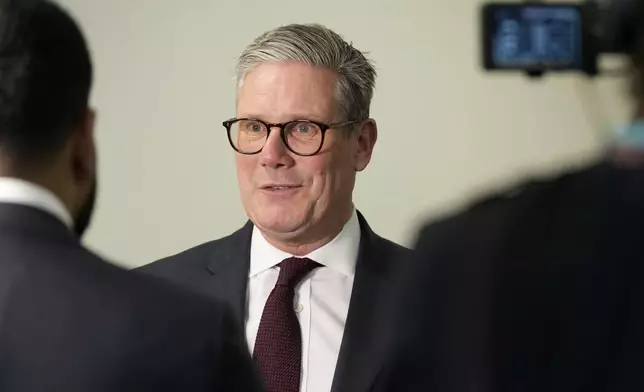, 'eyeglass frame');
222,117,358,157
